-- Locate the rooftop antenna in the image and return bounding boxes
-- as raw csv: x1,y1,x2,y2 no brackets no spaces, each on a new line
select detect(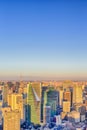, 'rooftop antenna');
20,73,23,82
